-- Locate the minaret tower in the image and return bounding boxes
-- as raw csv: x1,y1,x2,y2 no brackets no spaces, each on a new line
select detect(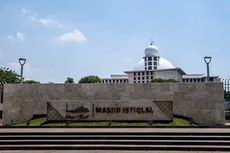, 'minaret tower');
143,41,160,70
